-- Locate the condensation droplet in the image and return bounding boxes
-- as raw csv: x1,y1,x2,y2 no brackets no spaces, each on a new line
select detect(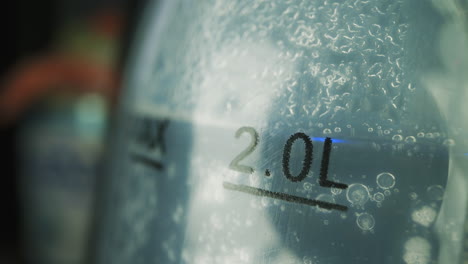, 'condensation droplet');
384,190,391,196
323,128,332,134
427,185,444,201
368,128,374,132
384,130,390,135
409,192,418,200
405,136,416,144
417,132,425,138
346,183,370,206
356,213,375,231
334,127,341,133
392,134,403,142
376,172,396,189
